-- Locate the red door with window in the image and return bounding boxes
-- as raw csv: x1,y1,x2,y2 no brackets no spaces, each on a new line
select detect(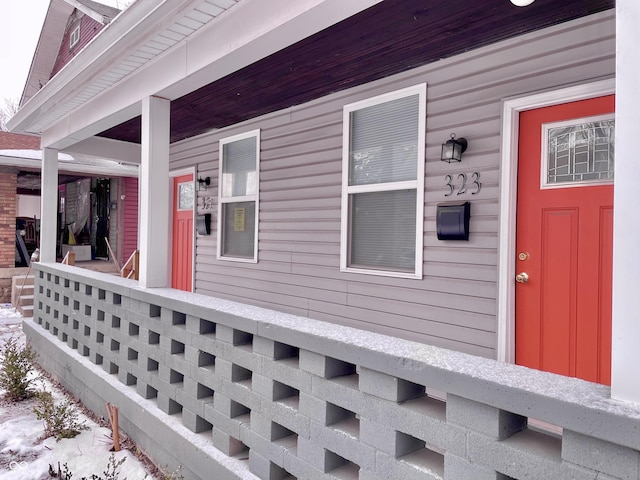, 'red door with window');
515,95,614,385
172,174,194,291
